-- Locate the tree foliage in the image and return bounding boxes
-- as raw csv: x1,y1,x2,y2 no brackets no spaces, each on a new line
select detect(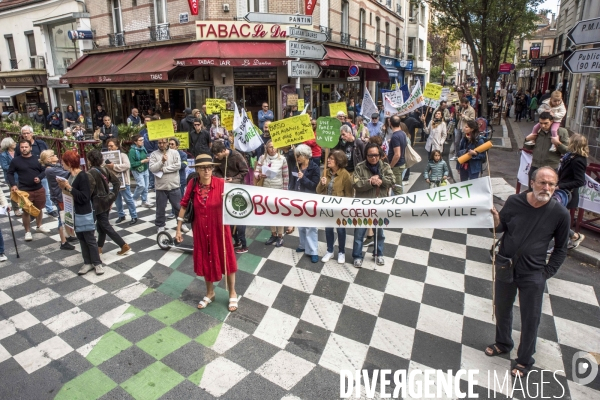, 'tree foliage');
430,65,457,83
428,19,462,71
426,0,542,116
